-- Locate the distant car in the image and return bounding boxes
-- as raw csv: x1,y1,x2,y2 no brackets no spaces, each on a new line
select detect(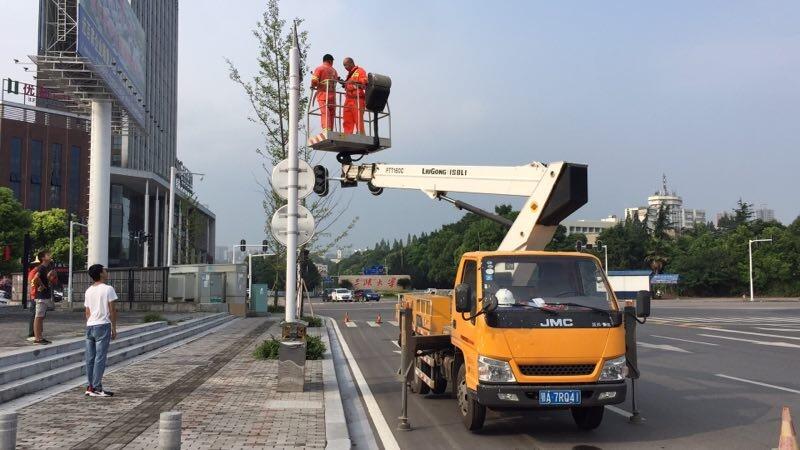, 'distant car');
425,288,437,295
354,289,381,302
331,288,352,302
